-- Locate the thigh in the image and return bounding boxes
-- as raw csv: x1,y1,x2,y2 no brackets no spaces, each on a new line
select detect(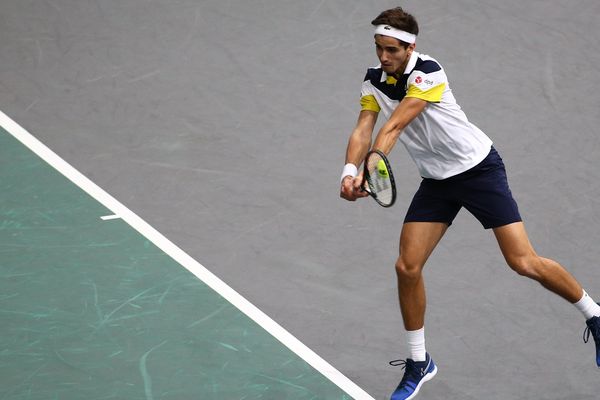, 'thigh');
399,222,448,268
492,221,536,261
